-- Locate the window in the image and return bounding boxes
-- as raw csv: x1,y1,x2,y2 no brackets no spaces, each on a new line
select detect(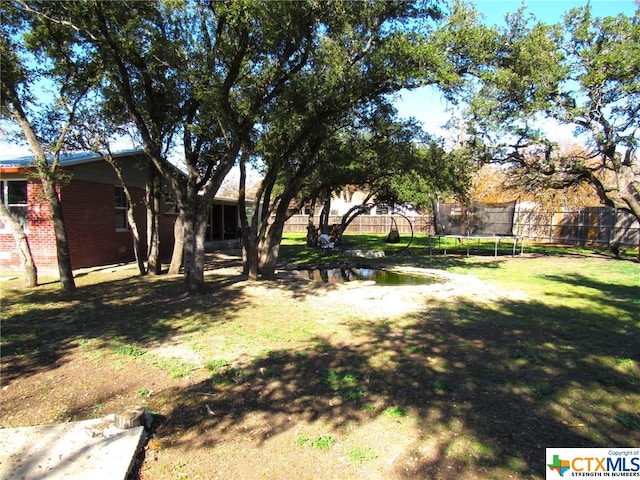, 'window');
0,180,28,230
162,187,178,215
376,205,389,215
115,186,128,230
